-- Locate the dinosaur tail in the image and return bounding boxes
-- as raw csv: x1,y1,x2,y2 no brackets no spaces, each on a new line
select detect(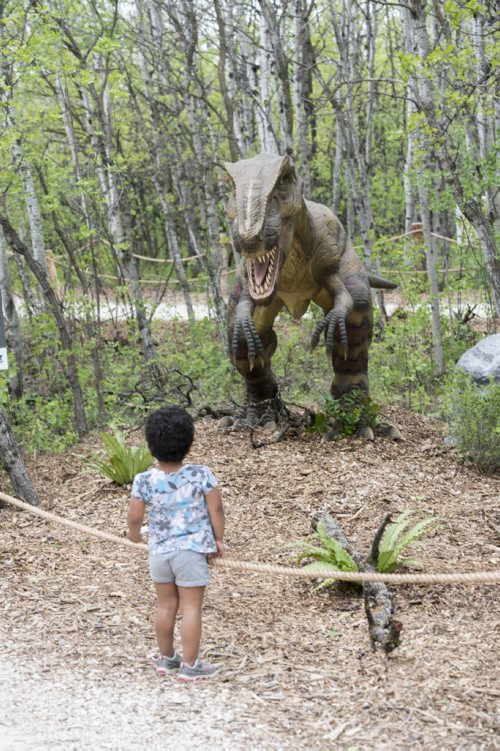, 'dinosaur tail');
368,273,398,290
